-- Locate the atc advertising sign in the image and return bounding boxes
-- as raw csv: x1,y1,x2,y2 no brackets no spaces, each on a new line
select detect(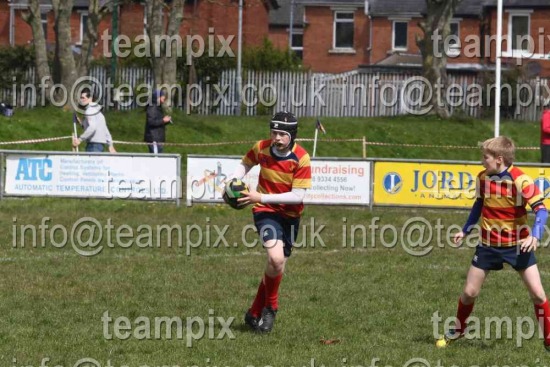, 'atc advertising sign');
4,153,181,201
